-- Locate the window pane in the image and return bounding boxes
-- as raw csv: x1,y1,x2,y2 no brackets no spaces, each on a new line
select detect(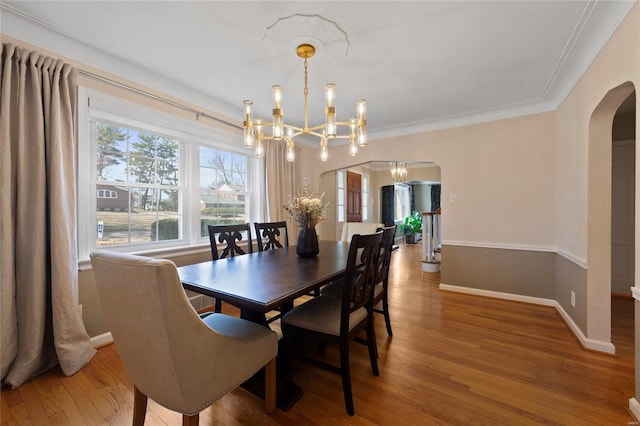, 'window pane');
199,147,248,237
95,122,127,181
94,122,183,247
